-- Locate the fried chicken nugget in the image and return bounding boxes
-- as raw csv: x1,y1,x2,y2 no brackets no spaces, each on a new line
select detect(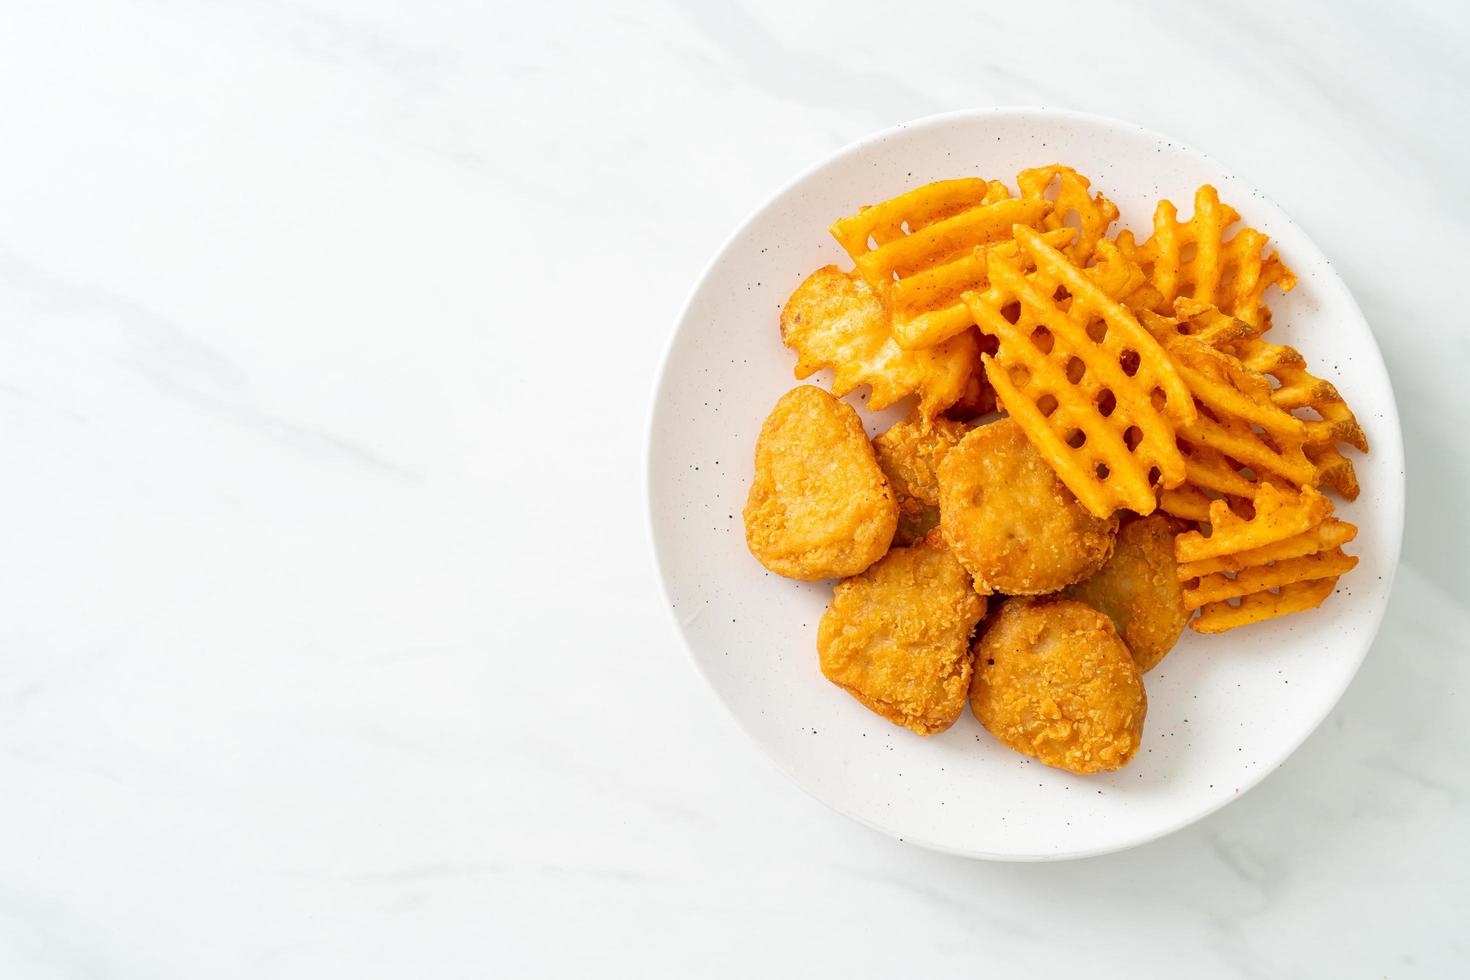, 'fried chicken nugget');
744,385,898,581
872,411,970,546
971,598,1146,774
1065,514,1191,672
819,530,987,735
938,418,1117,594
